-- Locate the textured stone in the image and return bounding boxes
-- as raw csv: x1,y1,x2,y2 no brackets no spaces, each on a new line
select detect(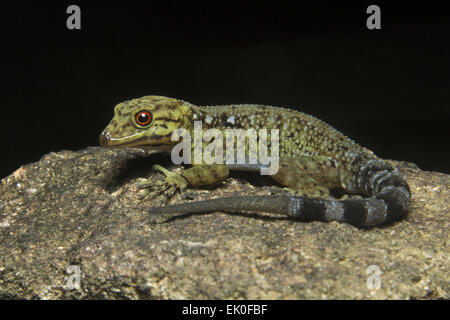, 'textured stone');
0,147,448,299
